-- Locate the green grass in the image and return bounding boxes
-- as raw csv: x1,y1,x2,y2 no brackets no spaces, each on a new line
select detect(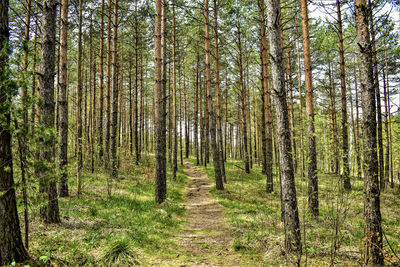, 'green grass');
189,157,400,266
19,153,187,266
